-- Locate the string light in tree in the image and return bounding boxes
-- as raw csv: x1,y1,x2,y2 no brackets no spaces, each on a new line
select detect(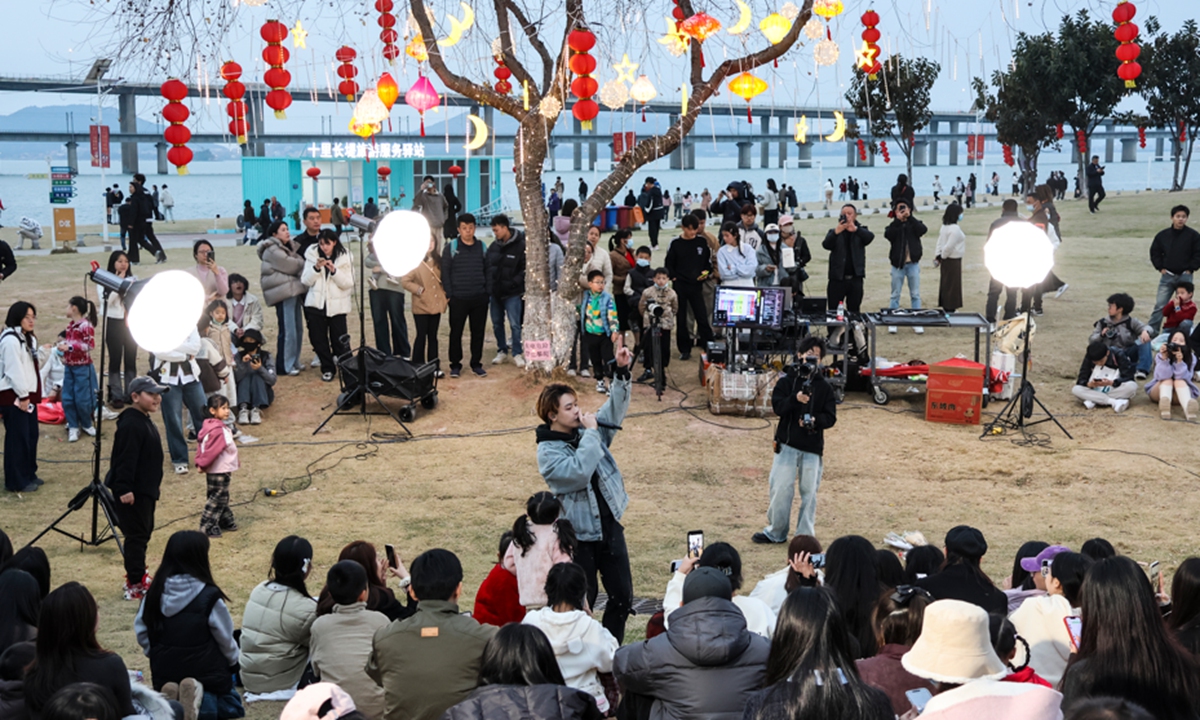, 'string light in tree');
538,95,563,119
568,27,599,129
814,38,840,66
220,61,248,145
728,72,767,124
405,76,440,135
261,19,292,119
377,0,400,64
859,10,883,79
1112,0,1141,89
680,13,722,67
160,78,192,174
335,47,359,102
